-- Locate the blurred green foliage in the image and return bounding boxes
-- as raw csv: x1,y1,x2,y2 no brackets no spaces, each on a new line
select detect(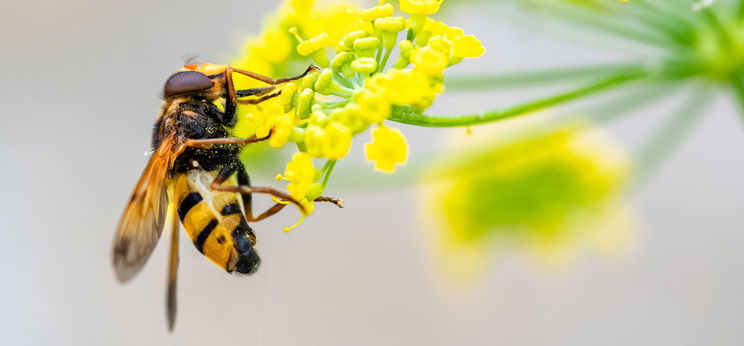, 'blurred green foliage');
421,121,633,279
